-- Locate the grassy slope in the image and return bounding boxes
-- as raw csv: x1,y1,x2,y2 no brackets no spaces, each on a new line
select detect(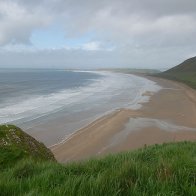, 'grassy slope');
159,72,196,89
157,56,196,89
0,125,55,169
0,141,195,195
